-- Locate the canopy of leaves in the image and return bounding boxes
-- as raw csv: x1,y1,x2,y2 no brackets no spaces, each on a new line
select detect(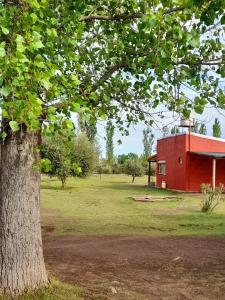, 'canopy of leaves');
117,152,139,164
1,0,225,137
